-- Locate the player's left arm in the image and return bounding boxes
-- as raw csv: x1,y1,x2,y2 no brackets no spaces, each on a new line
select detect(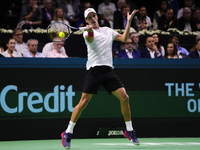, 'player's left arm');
115,9,138,42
